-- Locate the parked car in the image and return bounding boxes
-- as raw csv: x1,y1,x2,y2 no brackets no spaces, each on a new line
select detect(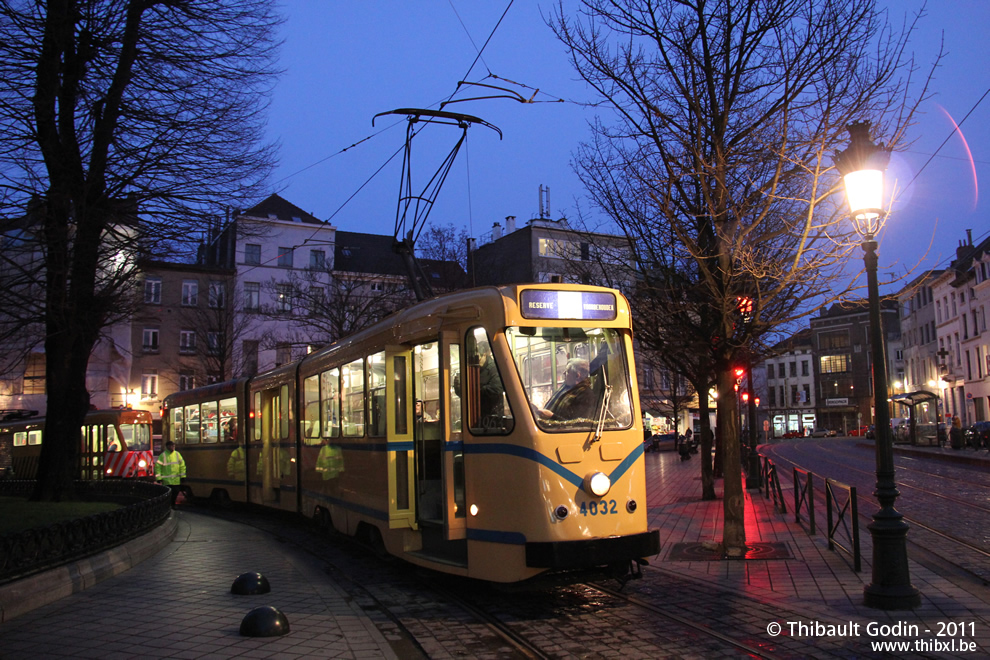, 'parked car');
781,430,804,439
849,425,869,437
965,421,990,449
810,428,834,438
